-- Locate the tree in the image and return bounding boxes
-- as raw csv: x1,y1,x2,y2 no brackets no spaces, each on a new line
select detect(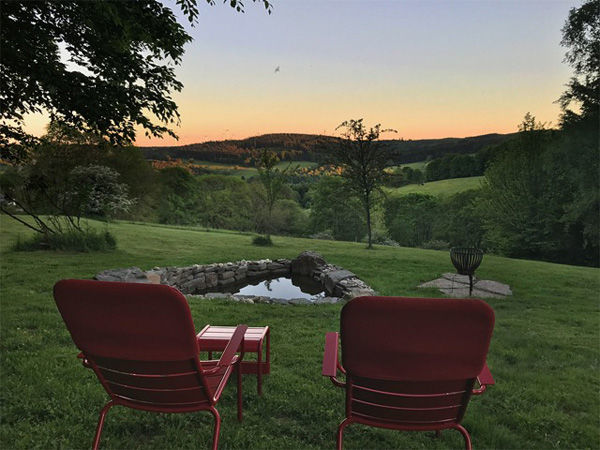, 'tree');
558,0,599,127
384,194,439,247
0,0,272,157
556,0,599,265
308,176,366,242
0,122,145,243
330,119,396,248
253,149,292,239
481,115,571,261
